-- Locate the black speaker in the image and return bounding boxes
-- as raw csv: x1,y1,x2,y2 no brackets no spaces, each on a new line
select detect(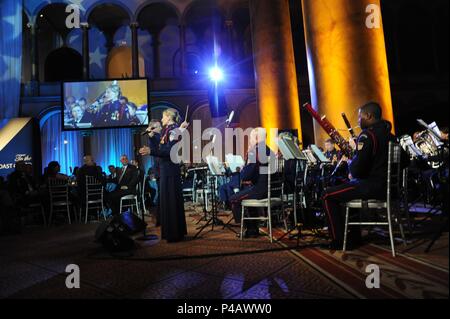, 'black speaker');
95,211,147,252
117,210,147,234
